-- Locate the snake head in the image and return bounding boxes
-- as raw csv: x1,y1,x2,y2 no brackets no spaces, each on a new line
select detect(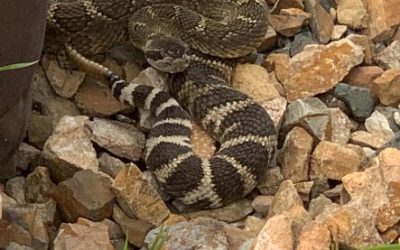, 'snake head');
143,36,190,73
